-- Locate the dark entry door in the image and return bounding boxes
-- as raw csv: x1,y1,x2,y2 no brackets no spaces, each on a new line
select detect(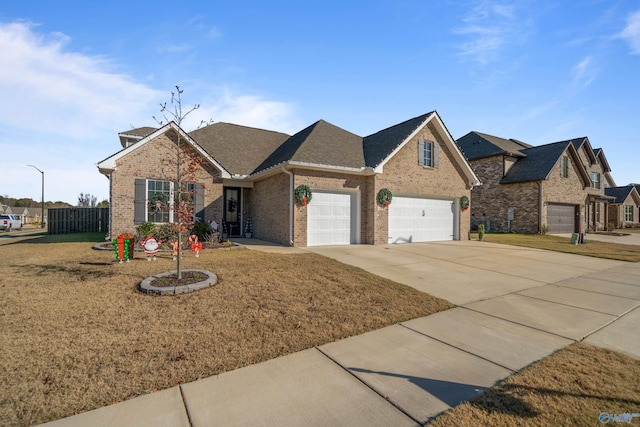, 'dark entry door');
224,188,241,236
